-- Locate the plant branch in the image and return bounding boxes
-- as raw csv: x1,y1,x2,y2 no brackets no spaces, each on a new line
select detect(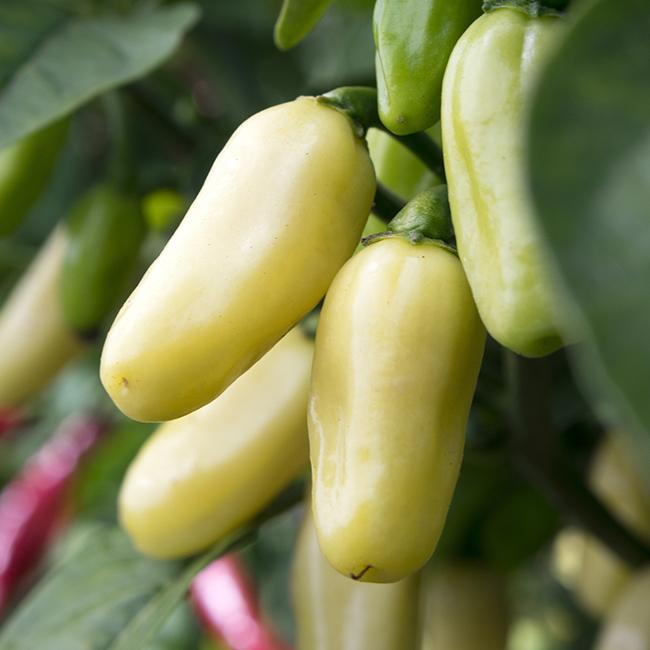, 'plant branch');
508,353,650,567
372,183,404,223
